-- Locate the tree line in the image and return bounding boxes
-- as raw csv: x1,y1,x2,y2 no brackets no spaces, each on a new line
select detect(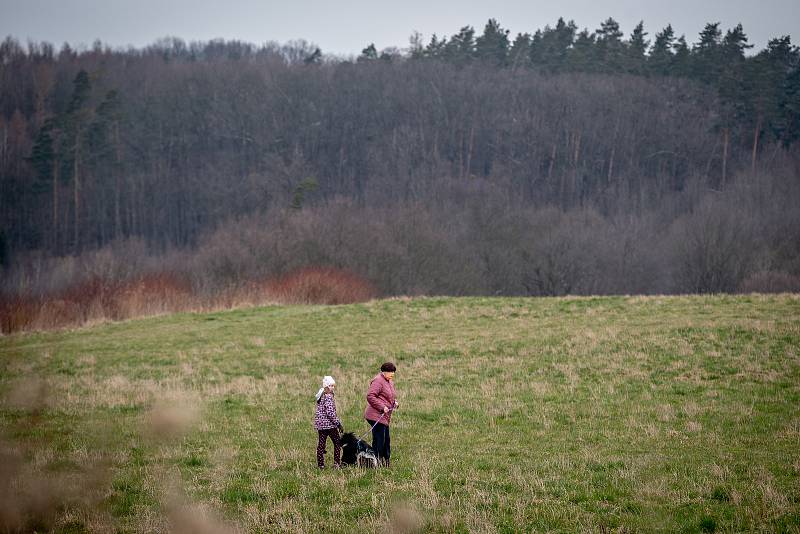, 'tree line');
0,17,798,295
